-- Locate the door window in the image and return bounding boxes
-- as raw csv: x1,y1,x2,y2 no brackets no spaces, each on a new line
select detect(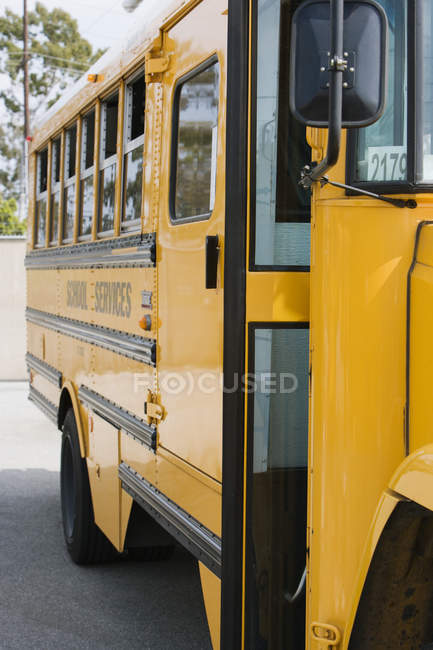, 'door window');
252,0,311,270
245,324,309,650
170,59,220,222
